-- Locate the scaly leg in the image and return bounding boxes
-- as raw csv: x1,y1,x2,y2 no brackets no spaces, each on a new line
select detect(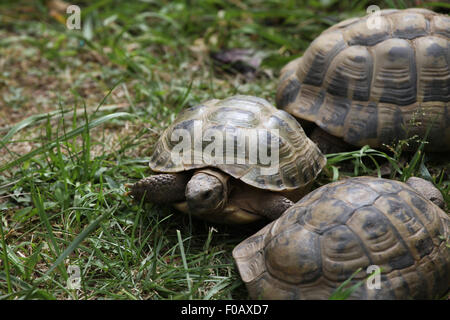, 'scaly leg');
126,172,191,204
